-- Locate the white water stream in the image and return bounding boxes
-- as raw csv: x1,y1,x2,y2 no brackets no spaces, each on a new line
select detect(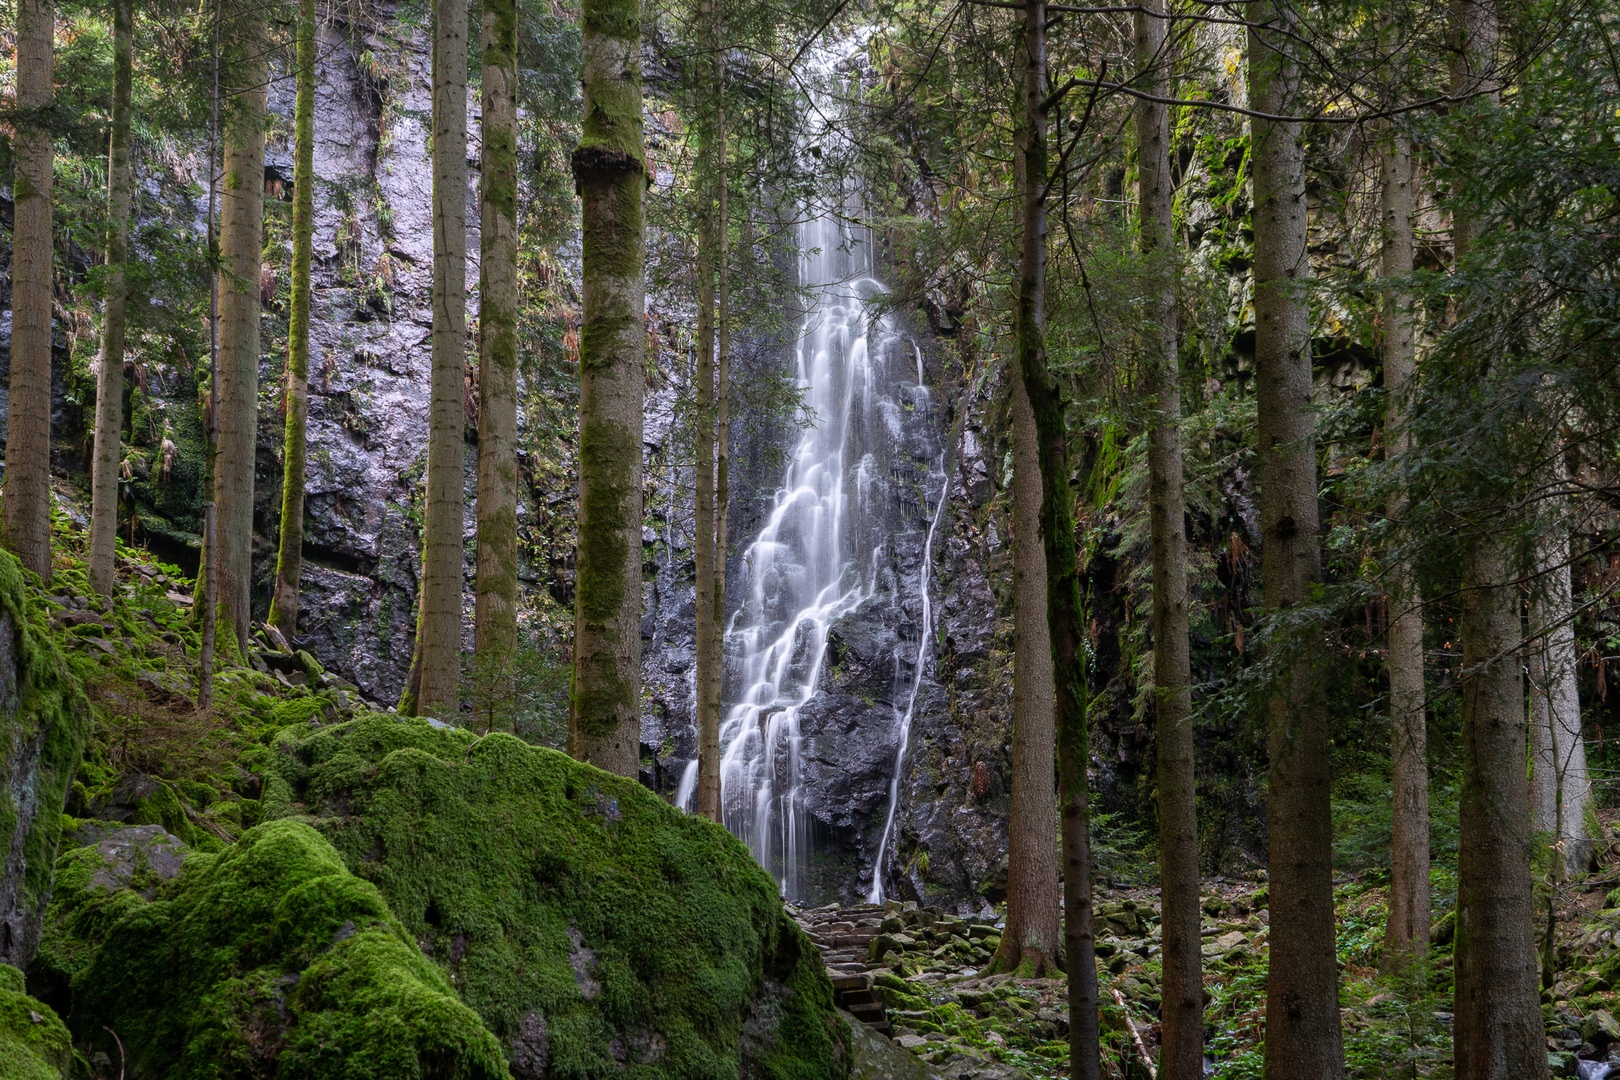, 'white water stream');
685,39,946,902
